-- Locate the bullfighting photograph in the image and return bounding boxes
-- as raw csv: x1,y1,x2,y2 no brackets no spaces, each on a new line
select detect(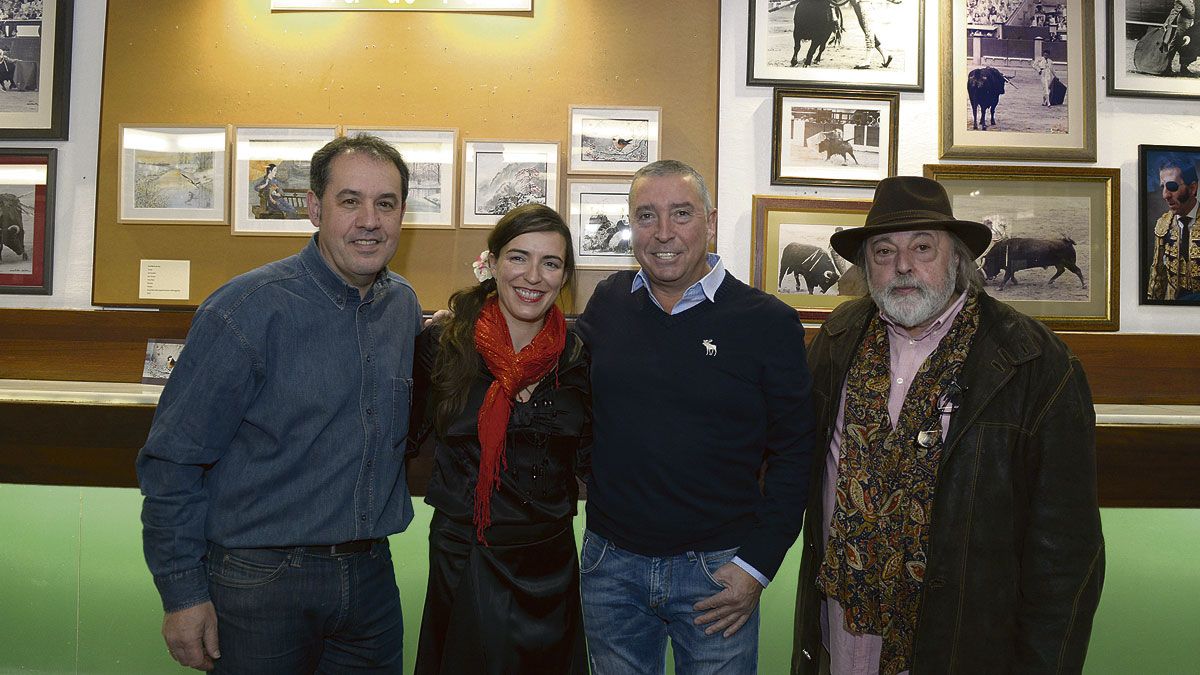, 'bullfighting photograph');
926,163,1119,330
771,88,897,188
1138,144,1200,305
748,0,924,91
941,0,1095,161
0,148,52,295
1108,0,1200,99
